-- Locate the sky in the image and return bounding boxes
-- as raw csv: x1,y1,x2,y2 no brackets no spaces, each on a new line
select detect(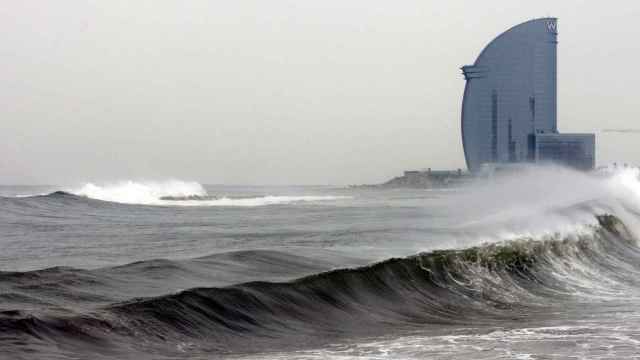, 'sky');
2,0,640,185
